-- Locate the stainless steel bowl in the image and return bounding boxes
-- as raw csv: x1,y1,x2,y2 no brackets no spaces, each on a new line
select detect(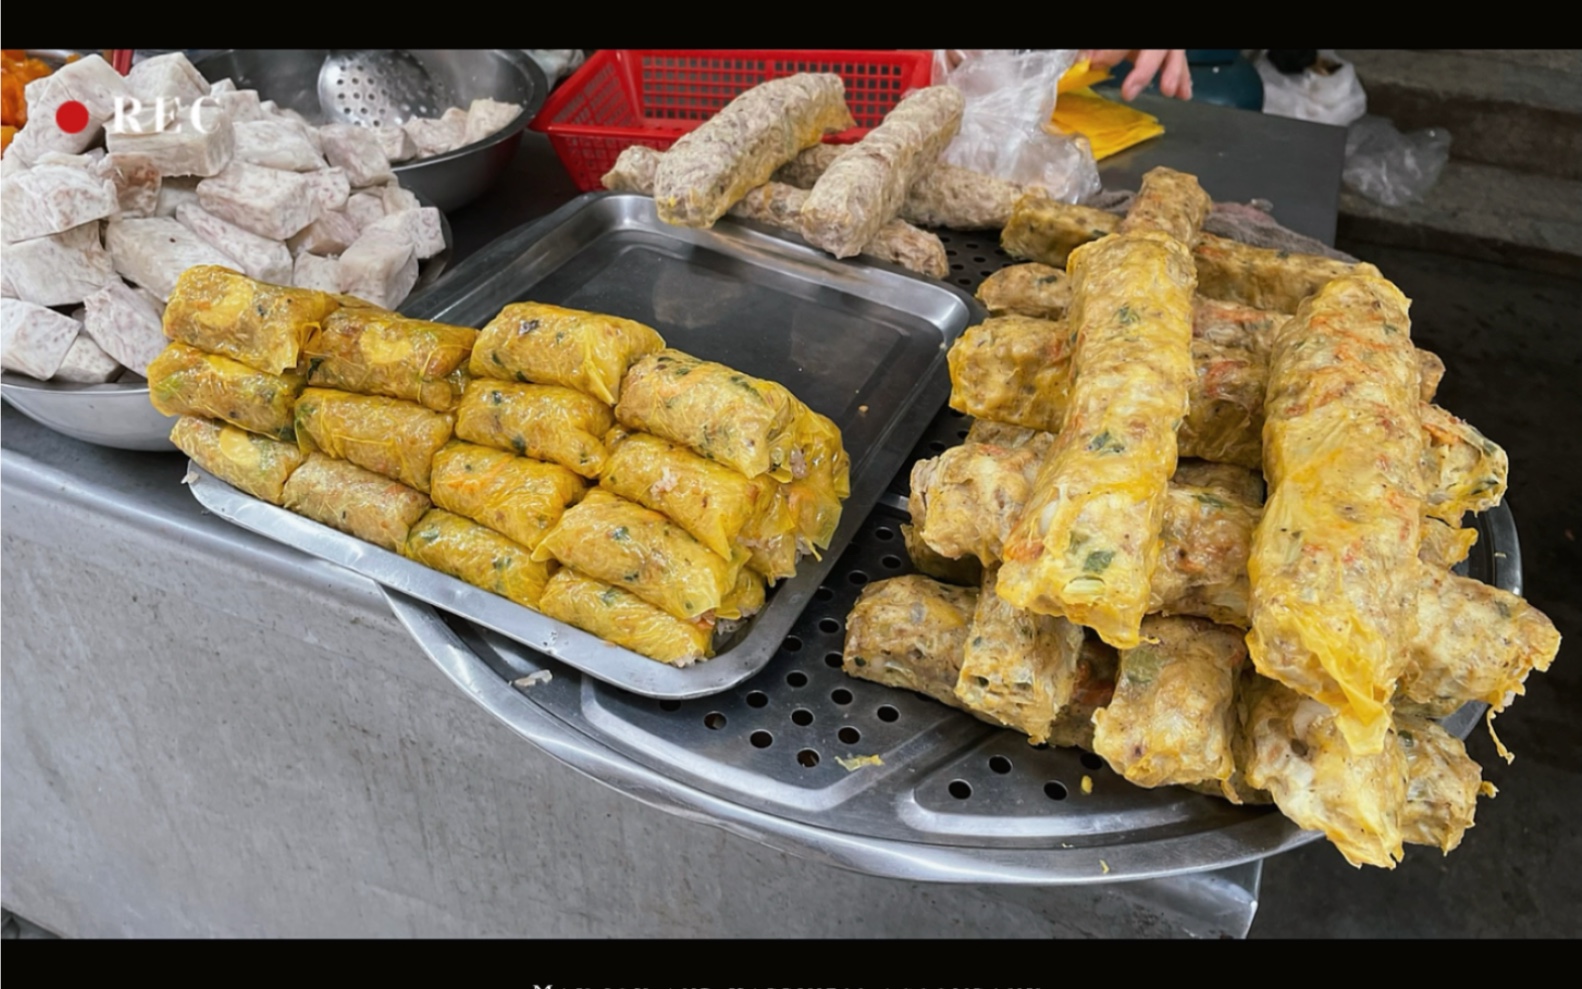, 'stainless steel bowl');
1,212,453,453
191,50,548,212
